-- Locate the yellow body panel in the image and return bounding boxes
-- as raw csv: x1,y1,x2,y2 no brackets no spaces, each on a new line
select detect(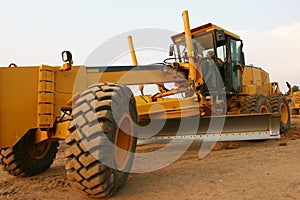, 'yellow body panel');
0,65,82,148
241,65,271,96
0,67,39,147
